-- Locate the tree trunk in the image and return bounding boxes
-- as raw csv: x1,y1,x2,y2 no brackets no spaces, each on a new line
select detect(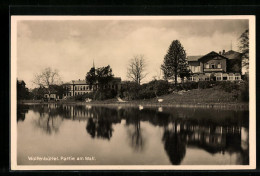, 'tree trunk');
48,90,51,101
174,74,177,87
